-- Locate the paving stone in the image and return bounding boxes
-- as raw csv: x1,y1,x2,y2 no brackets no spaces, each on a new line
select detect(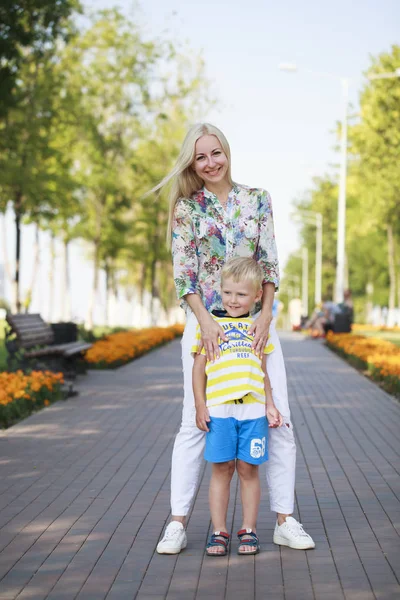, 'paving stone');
0,333,399,599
